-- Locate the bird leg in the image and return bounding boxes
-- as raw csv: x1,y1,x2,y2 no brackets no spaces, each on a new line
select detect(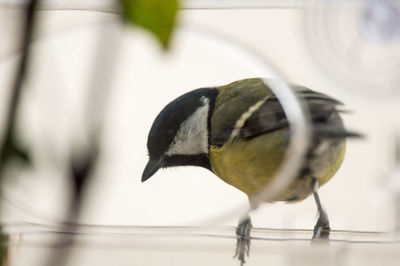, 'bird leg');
234,216,252,266
312,178,330,240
